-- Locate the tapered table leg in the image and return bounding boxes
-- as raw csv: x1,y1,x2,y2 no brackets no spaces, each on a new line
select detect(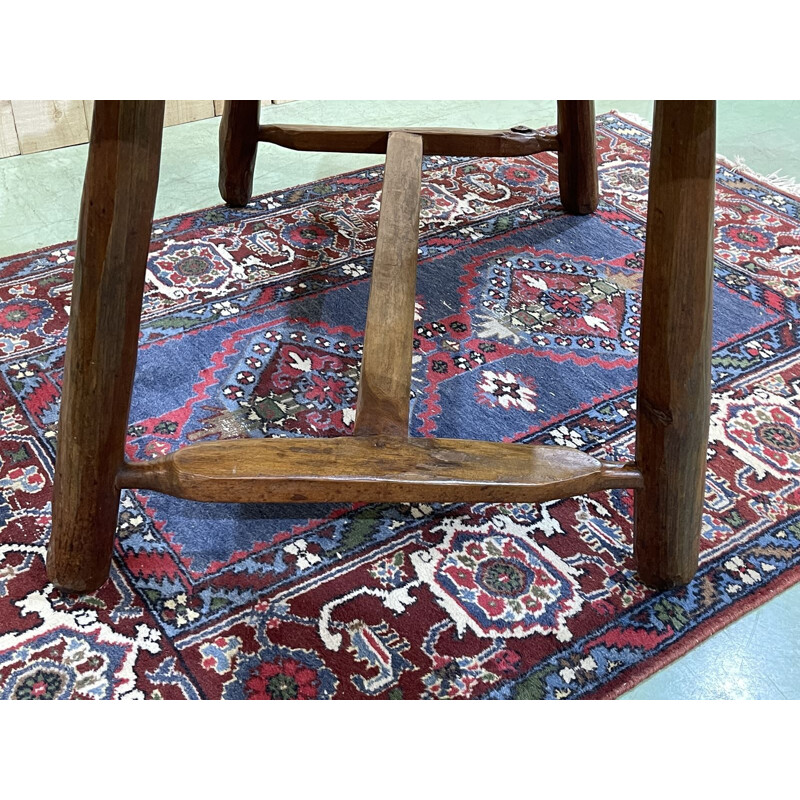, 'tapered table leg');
557,100,599,215
634,100,716,588
219,100,260,206
47,101,165,592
